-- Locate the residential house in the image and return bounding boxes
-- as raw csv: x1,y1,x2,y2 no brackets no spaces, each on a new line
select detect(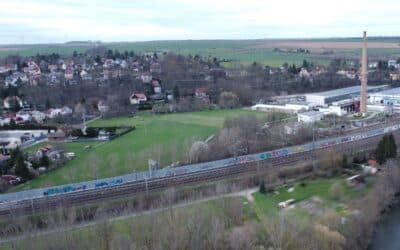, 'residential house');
97,100,109,113
47,106,73,119
337,70,357,79
130,92,147,105
47,72,61,85
24,61,41,77
0,117,10,126
103,69,112,80
311,65,326,75
299,68,311,78
132,61,140,69
5,76,18,87
0,65,13,74
226,69,248,78
48,130,66,142
14,72,28,83
64,68,74,80
151,79,162,93
48,64,58,72
80,70,92,80
120,60,128,69
195,87,208,98
103,59,115,68
15,111,31,123
3,96,23,110
166,90,173,101
112,69,122,78
369,62,378,69
390,73,400,81
140,73,152,83
150,62,162,74
388,59,398,69
31,110,46,123
23,61,41,85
